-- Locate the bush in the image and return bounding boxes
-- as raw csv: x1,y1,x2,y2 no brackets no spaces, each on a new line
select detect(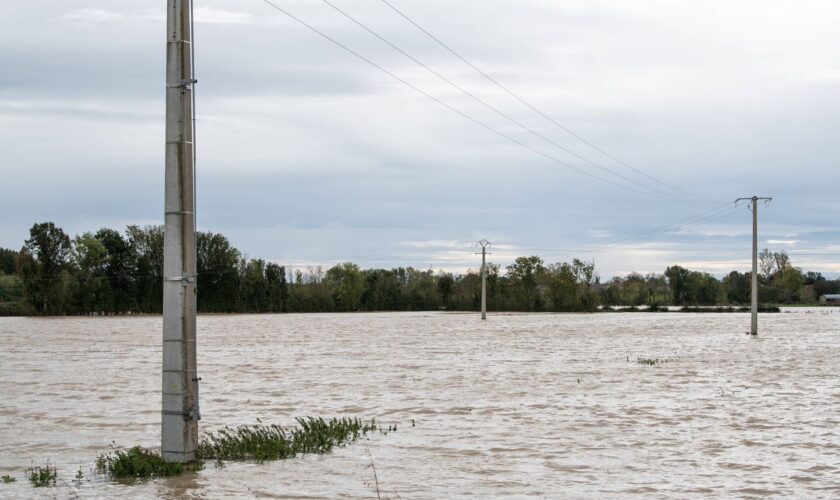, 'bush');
96,446,200,479
26,464,56,487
